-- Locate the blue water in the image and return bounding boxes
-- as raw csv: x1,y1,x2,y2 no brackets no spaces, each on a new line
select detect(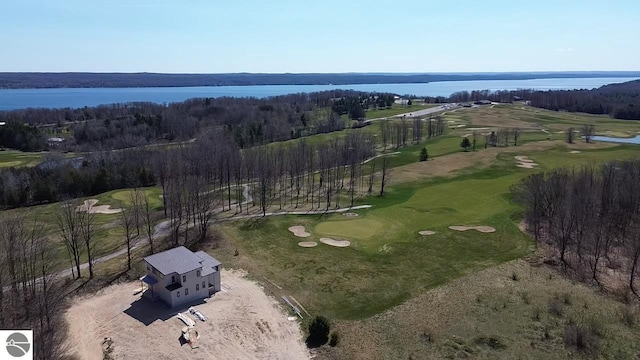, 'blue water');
0,77,637,110
591,135,640,145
